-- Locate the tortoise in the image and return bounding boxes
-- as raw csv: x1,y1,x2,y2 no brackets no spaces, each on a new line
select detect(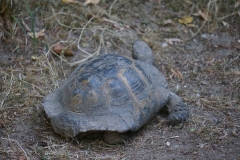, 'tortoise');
43,40,189,144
